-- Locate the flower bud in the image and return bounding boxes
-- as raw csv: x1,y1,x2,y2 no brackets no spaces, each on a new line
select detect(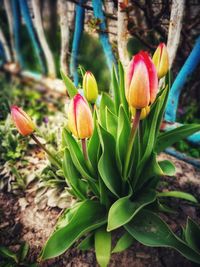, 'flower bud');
83,71,98,103
131,106,150,120
11,106,35,136
67,94,93,139
152,43,169,79
125,51,158,109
